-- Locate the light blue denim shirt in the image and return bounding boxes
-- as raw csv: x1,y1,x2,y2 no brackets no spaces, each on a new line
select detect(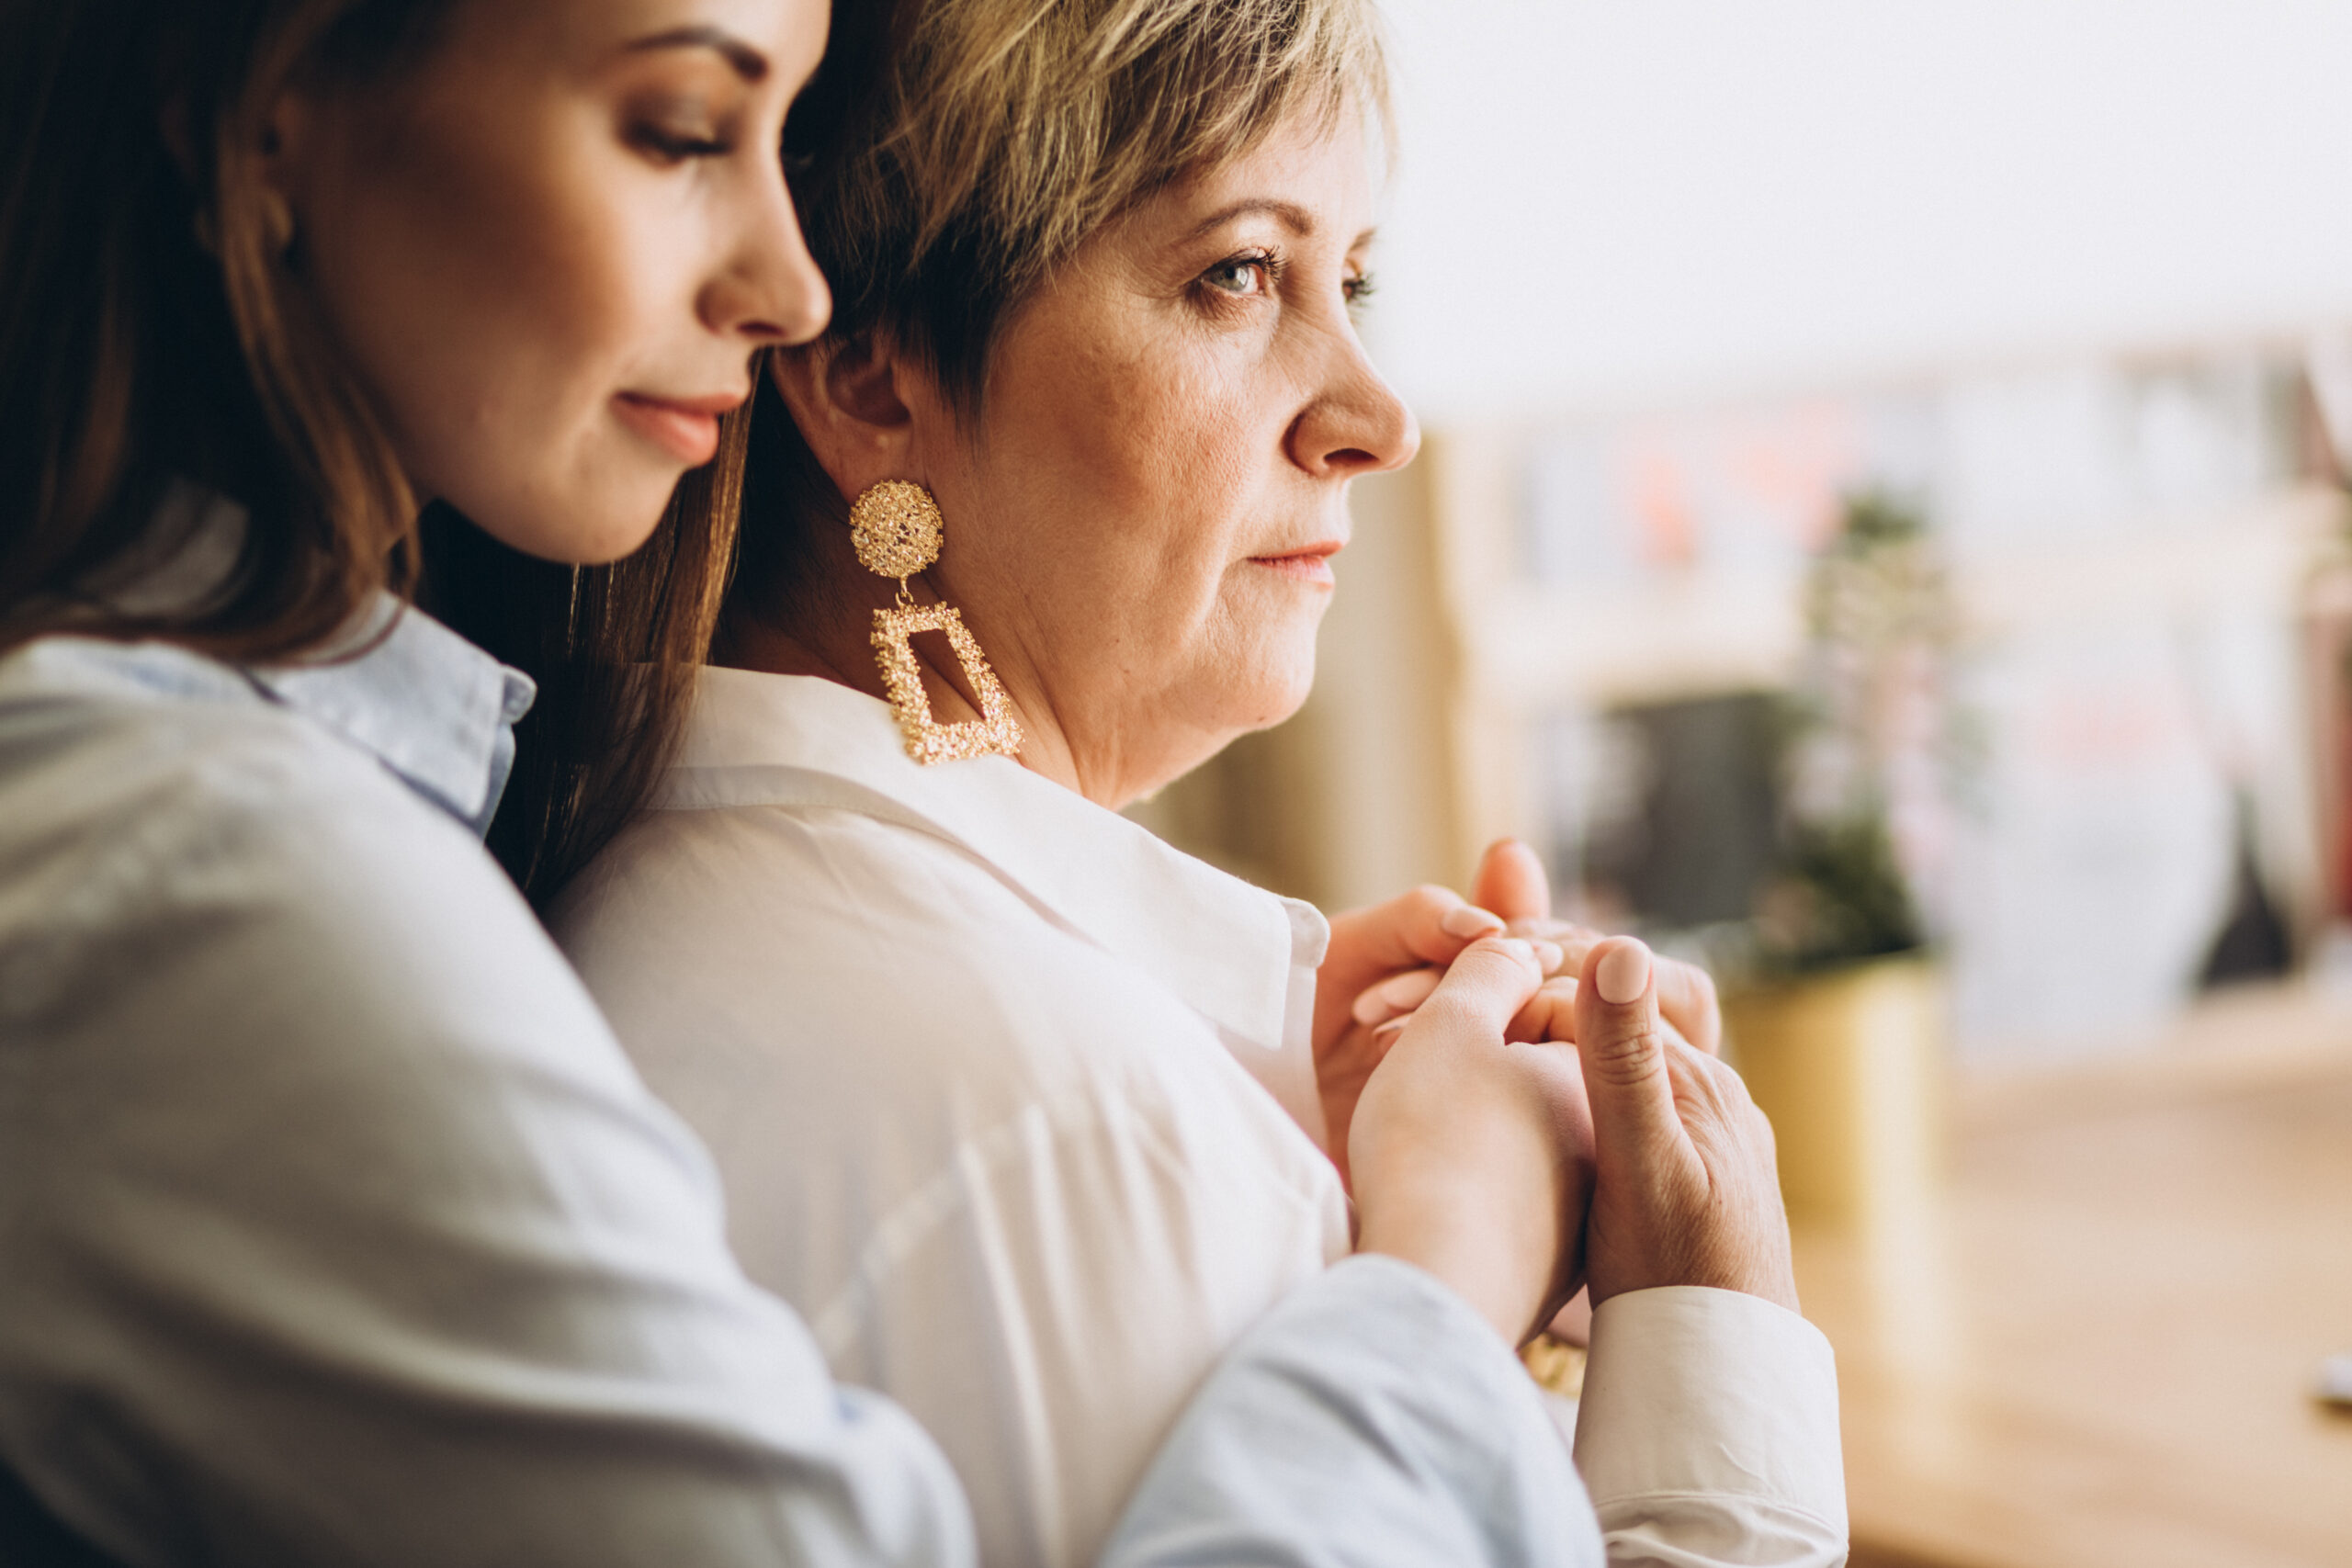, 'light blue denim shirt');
0,581,1840,1567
